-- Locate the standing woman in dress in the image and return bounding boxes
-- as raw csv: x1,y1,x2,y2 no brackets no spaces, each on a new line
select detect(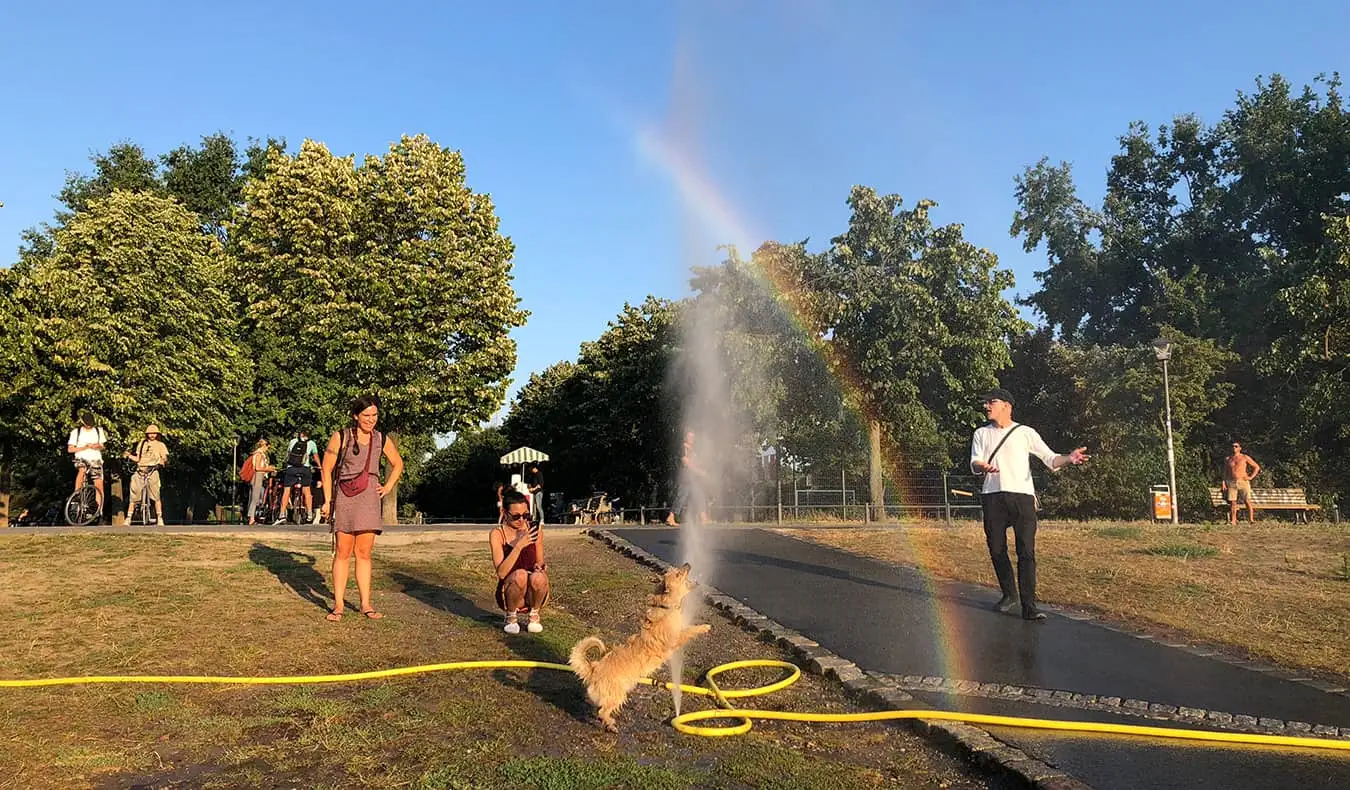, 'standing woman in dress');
320,395,404,621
